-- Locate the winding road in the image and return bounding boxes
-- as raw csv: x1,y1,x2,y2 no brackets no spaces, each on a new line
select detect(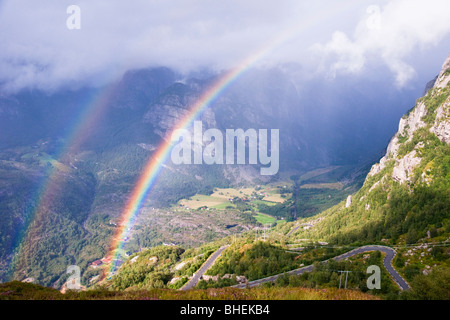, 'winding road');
180,245,230,291
286,225,300,236
232,245,410,291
